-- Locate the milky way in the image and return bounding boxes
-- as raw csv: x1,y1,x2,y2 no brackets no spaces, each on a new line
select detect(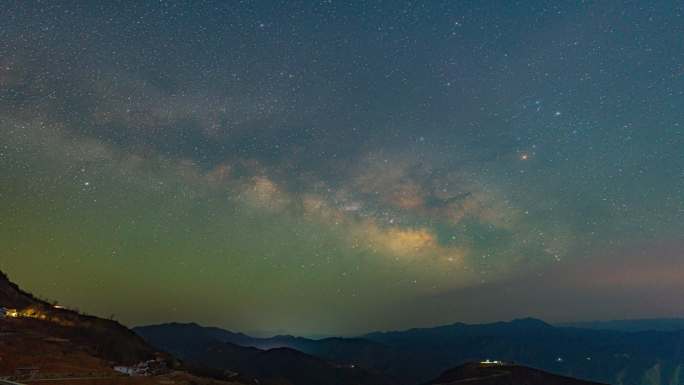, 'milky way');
1,1,683,335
